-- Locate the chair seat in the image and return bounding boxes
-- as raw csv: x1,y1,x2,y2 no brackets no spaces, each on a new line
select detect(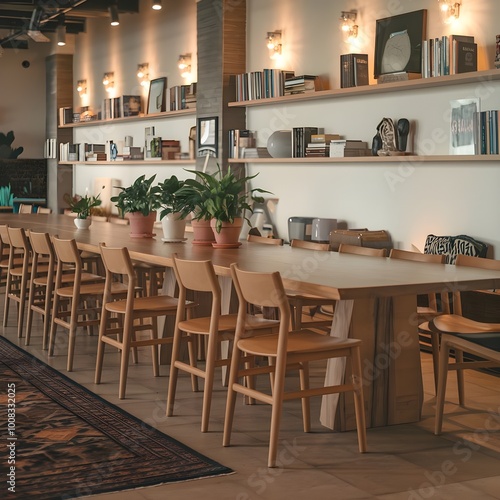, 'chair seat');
10,264,50,277
432,314,500,334
179,313,278,335
239,329,361,357
56,281,128,298
105,294,187,314
34,271,104,286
